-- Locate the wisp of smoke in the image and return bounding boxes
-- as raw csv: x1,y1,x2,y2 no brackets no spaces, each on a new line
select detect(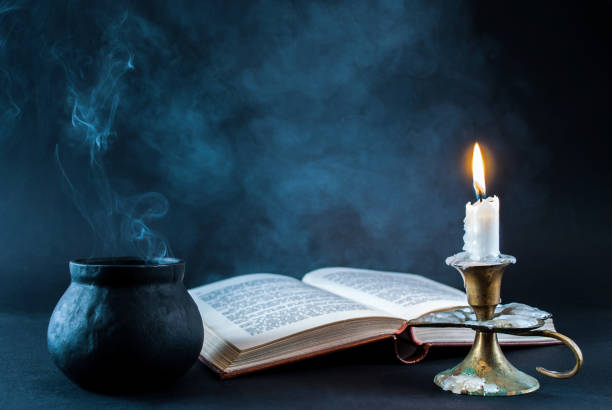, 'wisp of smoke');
0,0,548,288
0,2,23,144
54,11,171,262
